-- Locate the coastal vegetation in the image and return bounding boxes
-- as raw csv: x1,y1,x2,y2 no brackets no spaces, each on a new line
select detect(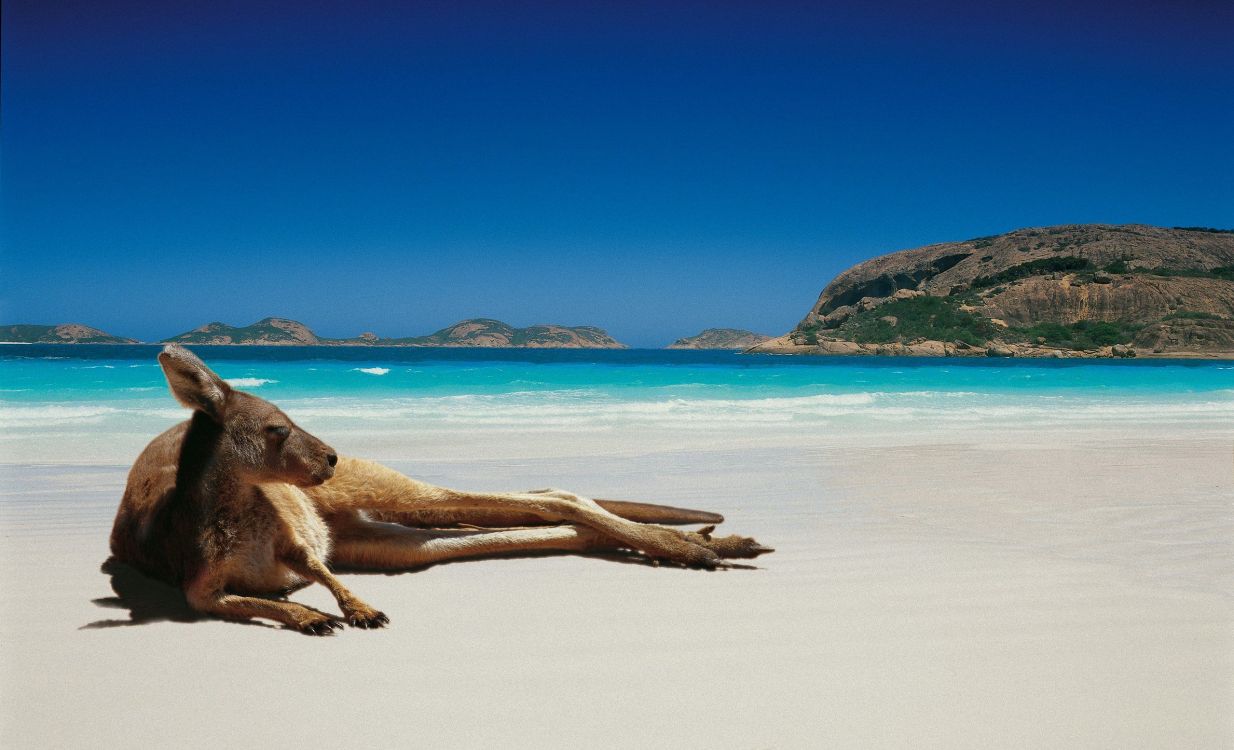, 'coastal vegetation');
829,295,996,346
970,256,1093,288
814,294,1144,351
1011,320,1141,350
1136,266,1234,281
